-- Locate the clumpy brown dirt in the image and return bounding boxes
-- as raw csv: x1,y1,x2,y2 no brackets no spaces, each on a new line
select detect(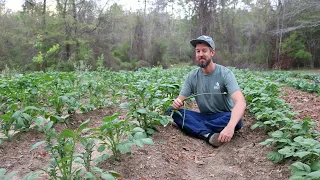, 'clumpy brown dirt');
0,106,292,180
0,107,115,180
9,85,320,180
100,112,290,180
280,87,320,130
